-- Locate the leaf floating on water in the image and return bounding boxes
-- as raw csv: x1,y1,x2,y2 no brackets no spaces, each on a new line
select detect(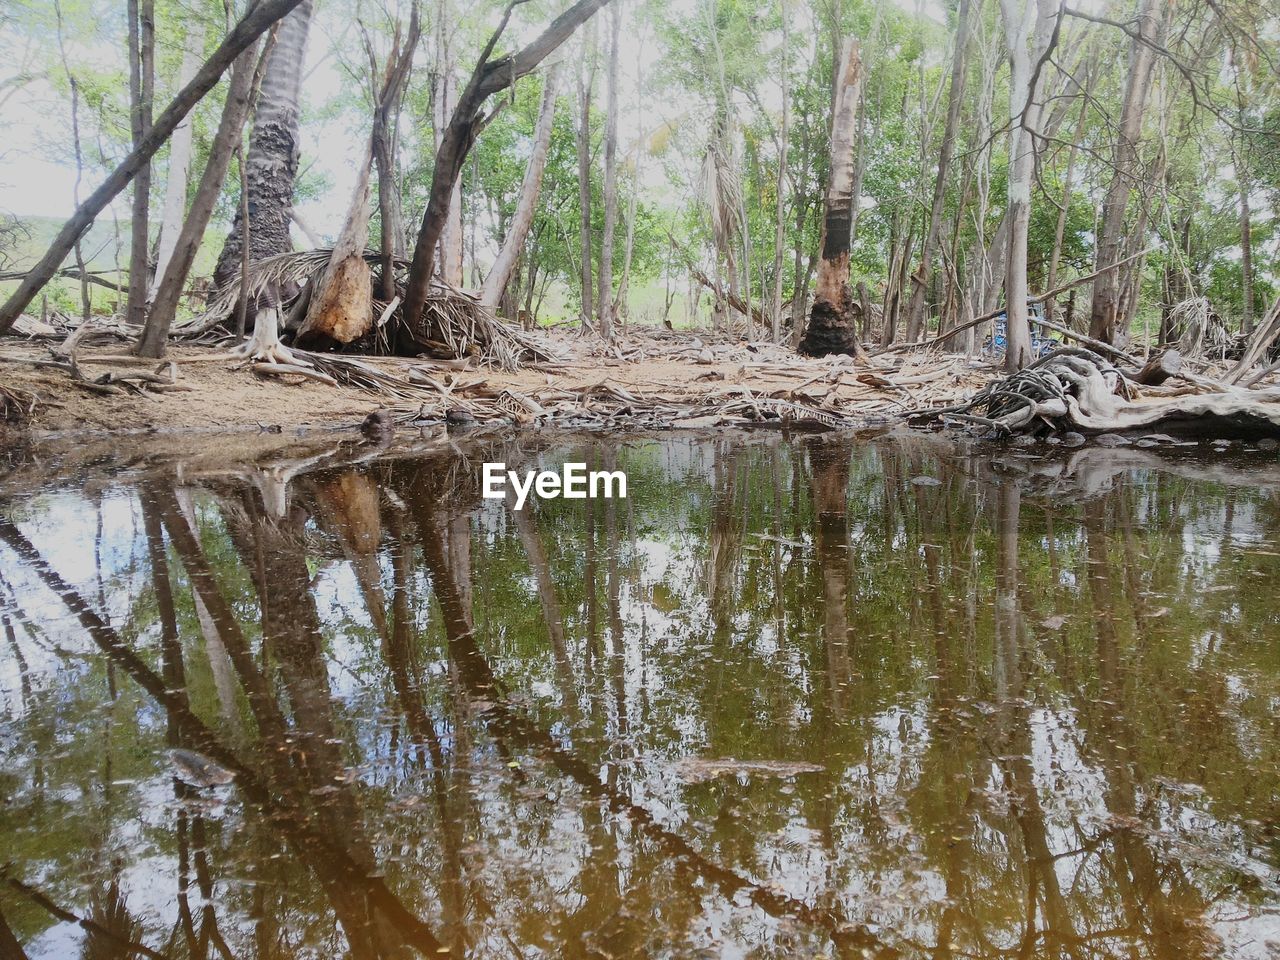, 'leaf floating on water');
1041,615,1068,631
910,476,941,487
168,748,235,788
672,757,825,784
